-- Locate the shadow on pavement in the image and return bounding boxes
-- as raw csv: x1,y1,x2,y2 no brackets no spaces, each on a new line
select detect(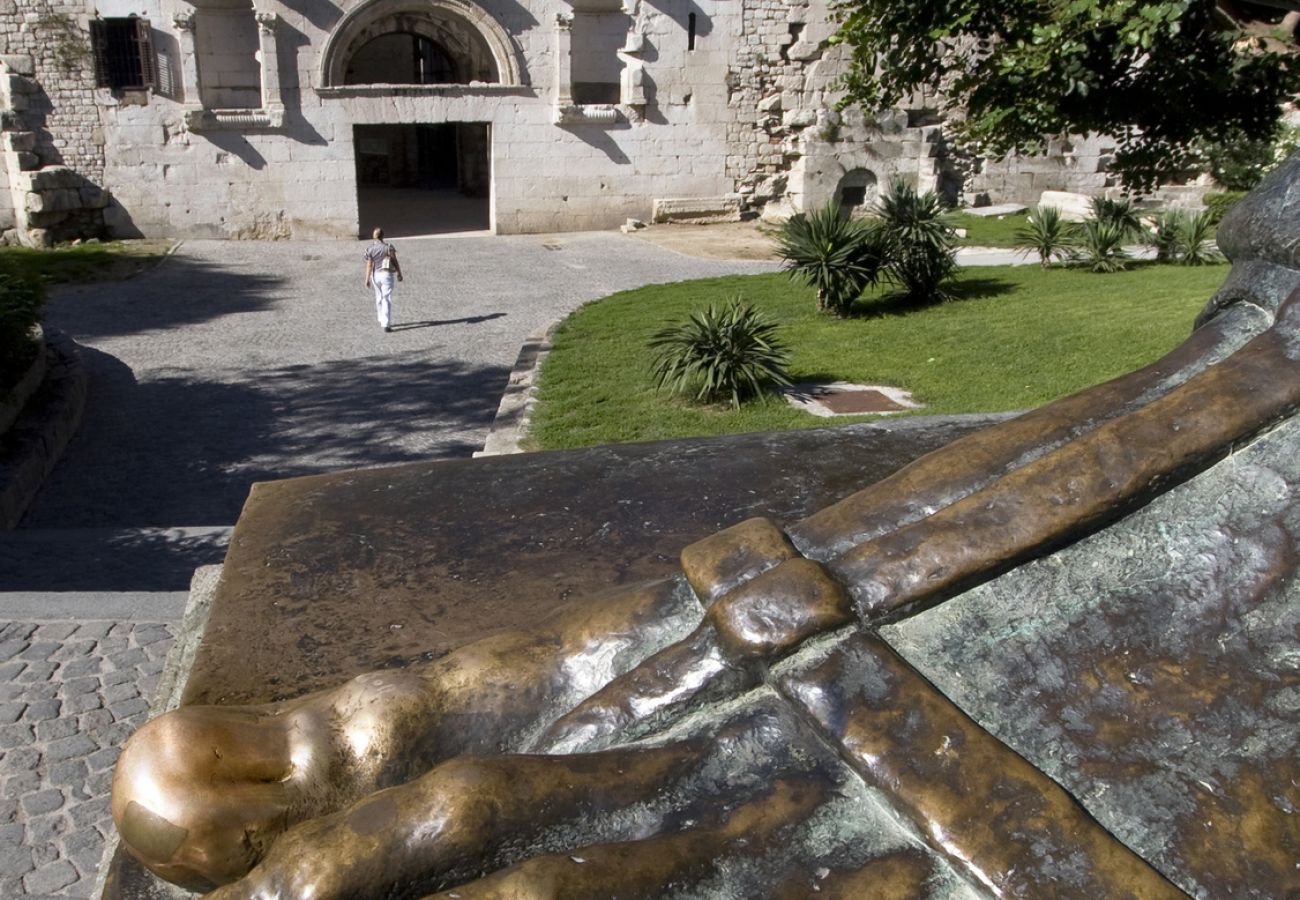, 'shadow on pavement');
390,312,506,331
42,255,286,340
9,348,510,590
